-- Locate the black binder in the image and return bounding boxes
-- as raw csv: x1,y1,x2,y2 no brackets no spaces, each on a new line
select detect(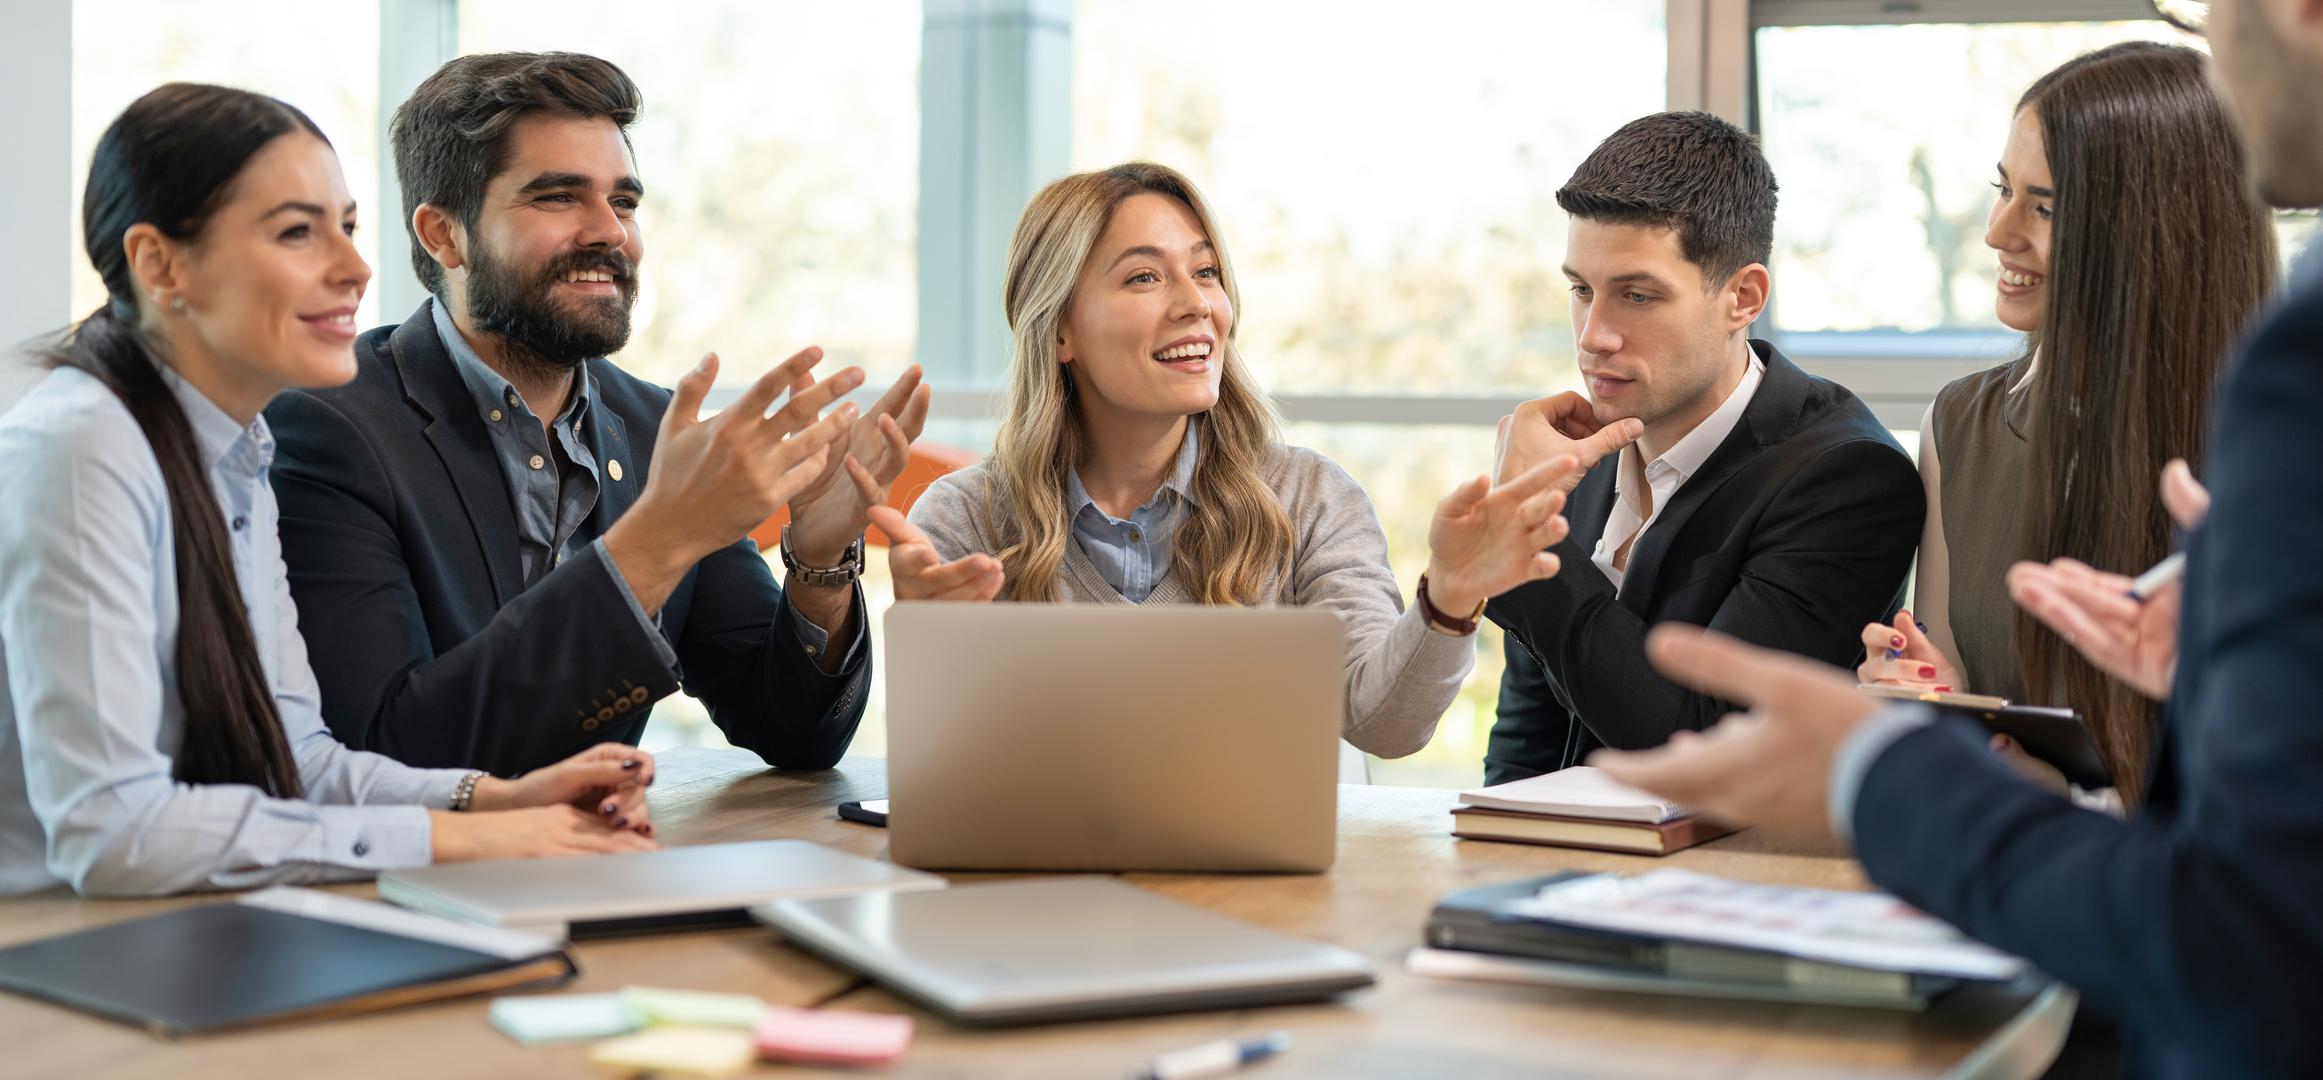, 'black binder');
0,901,576,1037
